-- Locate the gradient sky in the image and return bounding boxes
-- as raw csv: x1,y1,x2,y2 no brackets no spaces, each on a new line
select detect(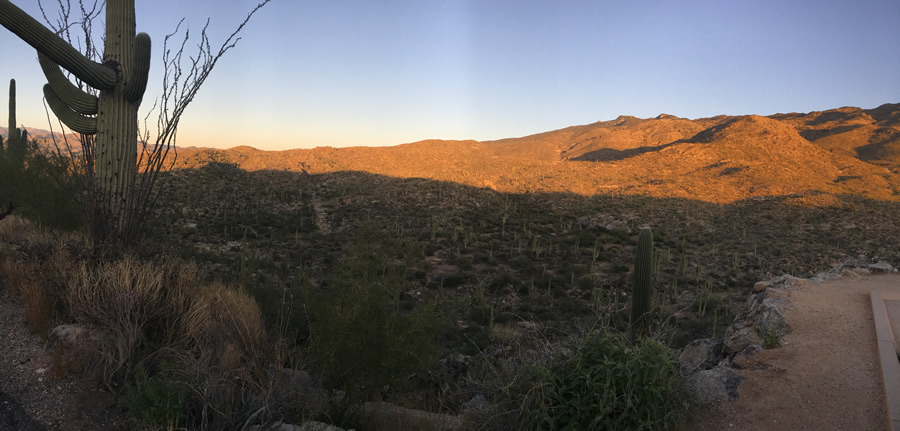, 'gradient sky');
2,0,899,150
